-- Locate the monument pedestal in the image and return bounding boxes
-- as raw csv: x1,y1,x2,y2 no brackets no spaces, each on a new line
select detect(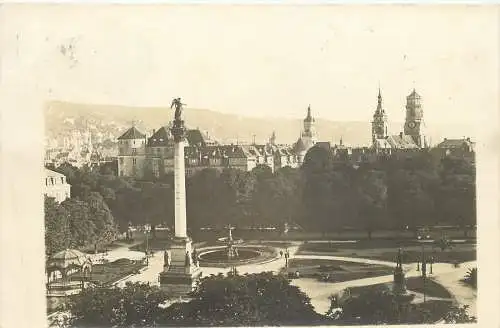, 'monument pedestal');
392,267,406,294
159,237,202,296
